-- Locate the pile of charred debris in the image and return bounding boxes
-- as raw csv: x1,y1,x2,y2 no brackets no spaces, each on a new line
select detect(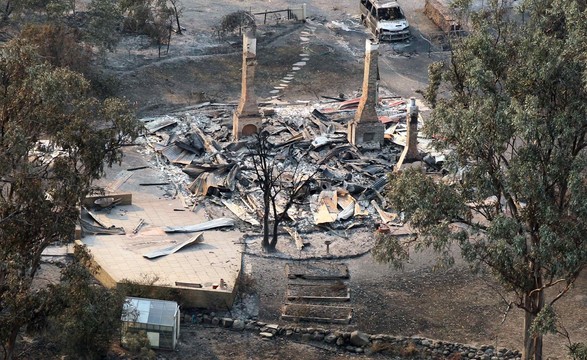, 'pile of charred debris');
139,92,444,250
